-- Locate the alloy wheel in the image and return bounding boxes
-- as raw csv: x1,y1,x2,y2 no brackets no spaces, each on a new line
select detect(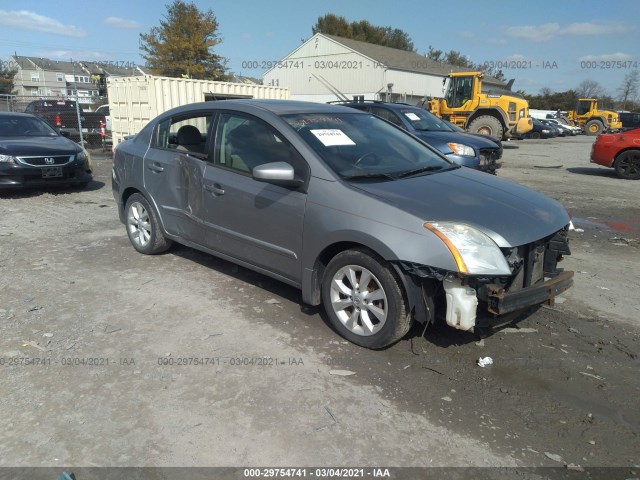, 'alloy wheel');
329,265,388,336
127,201,152,248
